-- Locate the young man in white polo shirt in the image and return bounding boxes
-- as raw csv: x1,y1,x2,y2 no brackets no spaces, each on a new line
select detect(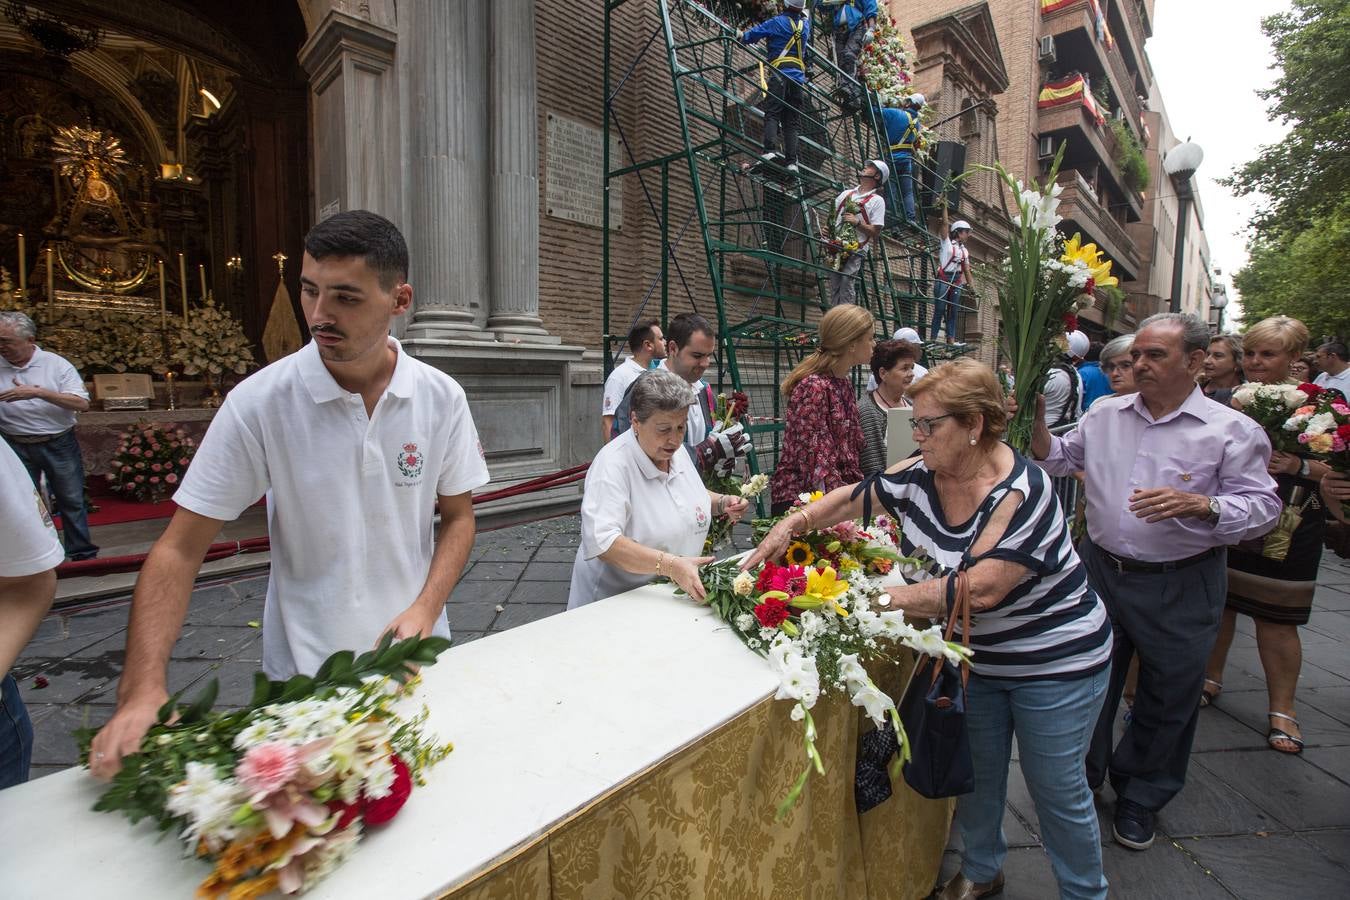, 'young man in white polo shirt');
90,211,489,778
601,319,664,442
